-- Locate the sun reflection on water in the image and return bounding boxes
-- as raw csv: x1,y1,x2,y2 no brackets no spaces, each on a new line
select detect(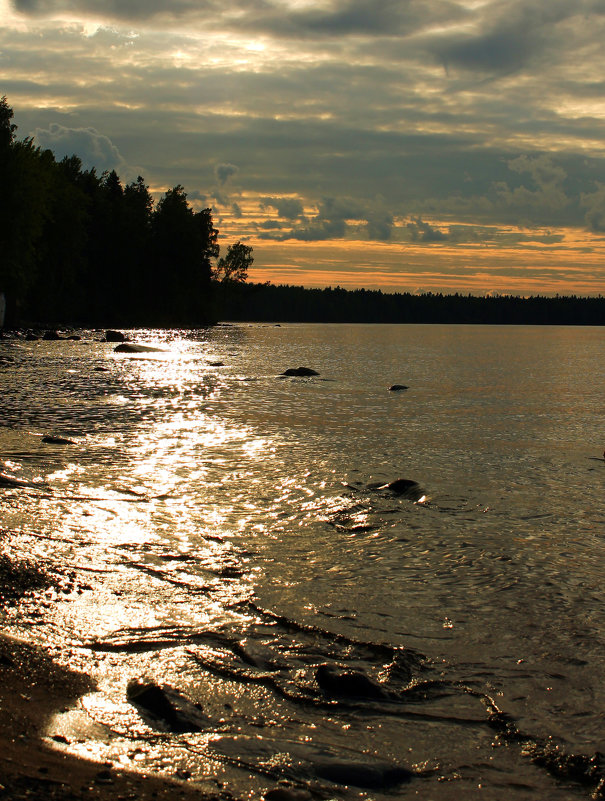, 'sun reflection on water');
3,325,603,800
